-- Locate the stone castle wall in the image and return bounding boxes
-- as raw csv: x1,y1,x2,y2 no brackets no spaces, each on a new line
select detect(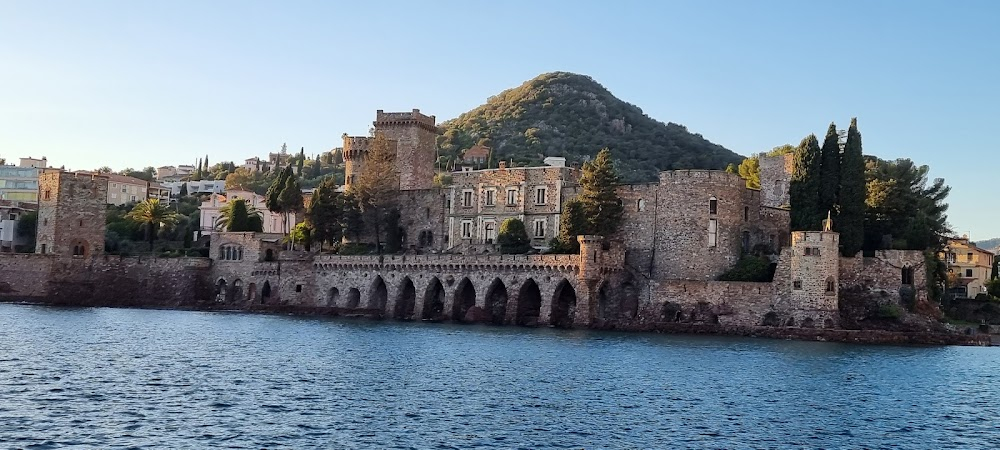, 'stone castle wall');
759,153,793,208
36,171,108,257
375,109,438,191
840,250,927,304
